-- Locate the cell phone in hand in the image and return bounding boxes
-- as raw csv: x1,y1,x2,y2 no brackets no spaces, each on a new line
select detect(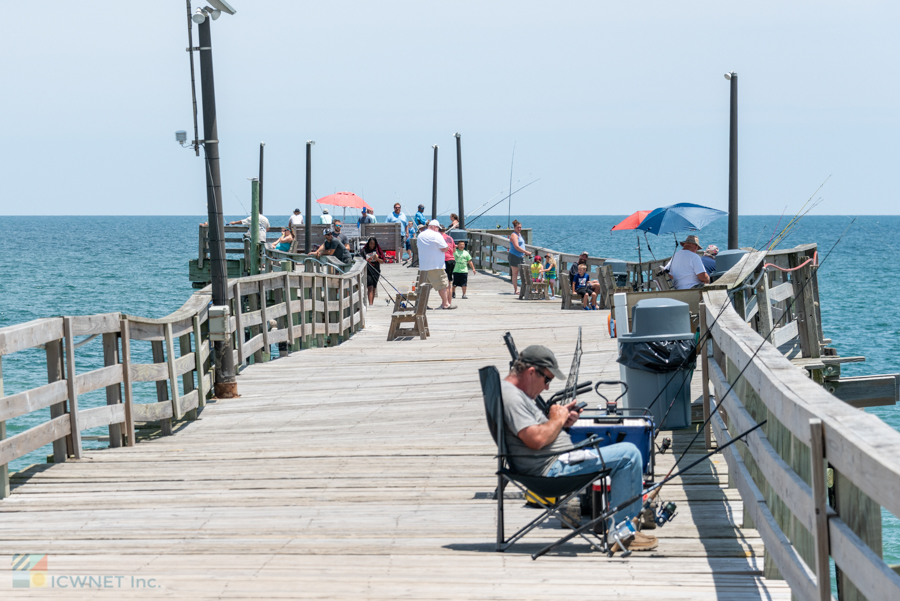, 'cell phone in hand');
574,401,588,411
